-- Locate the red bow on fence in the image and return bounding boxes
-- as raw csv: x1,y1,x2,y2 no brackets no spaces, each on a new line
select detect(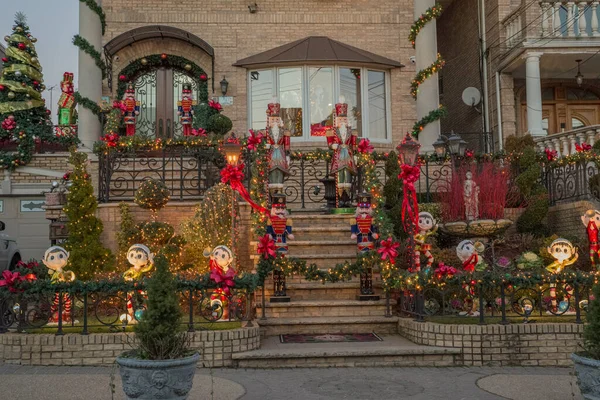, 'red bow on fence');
209,262,236,297
377,237,400,264
0,270,25,293
220,164,270,216
257,234,277,259
399,164,420,230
